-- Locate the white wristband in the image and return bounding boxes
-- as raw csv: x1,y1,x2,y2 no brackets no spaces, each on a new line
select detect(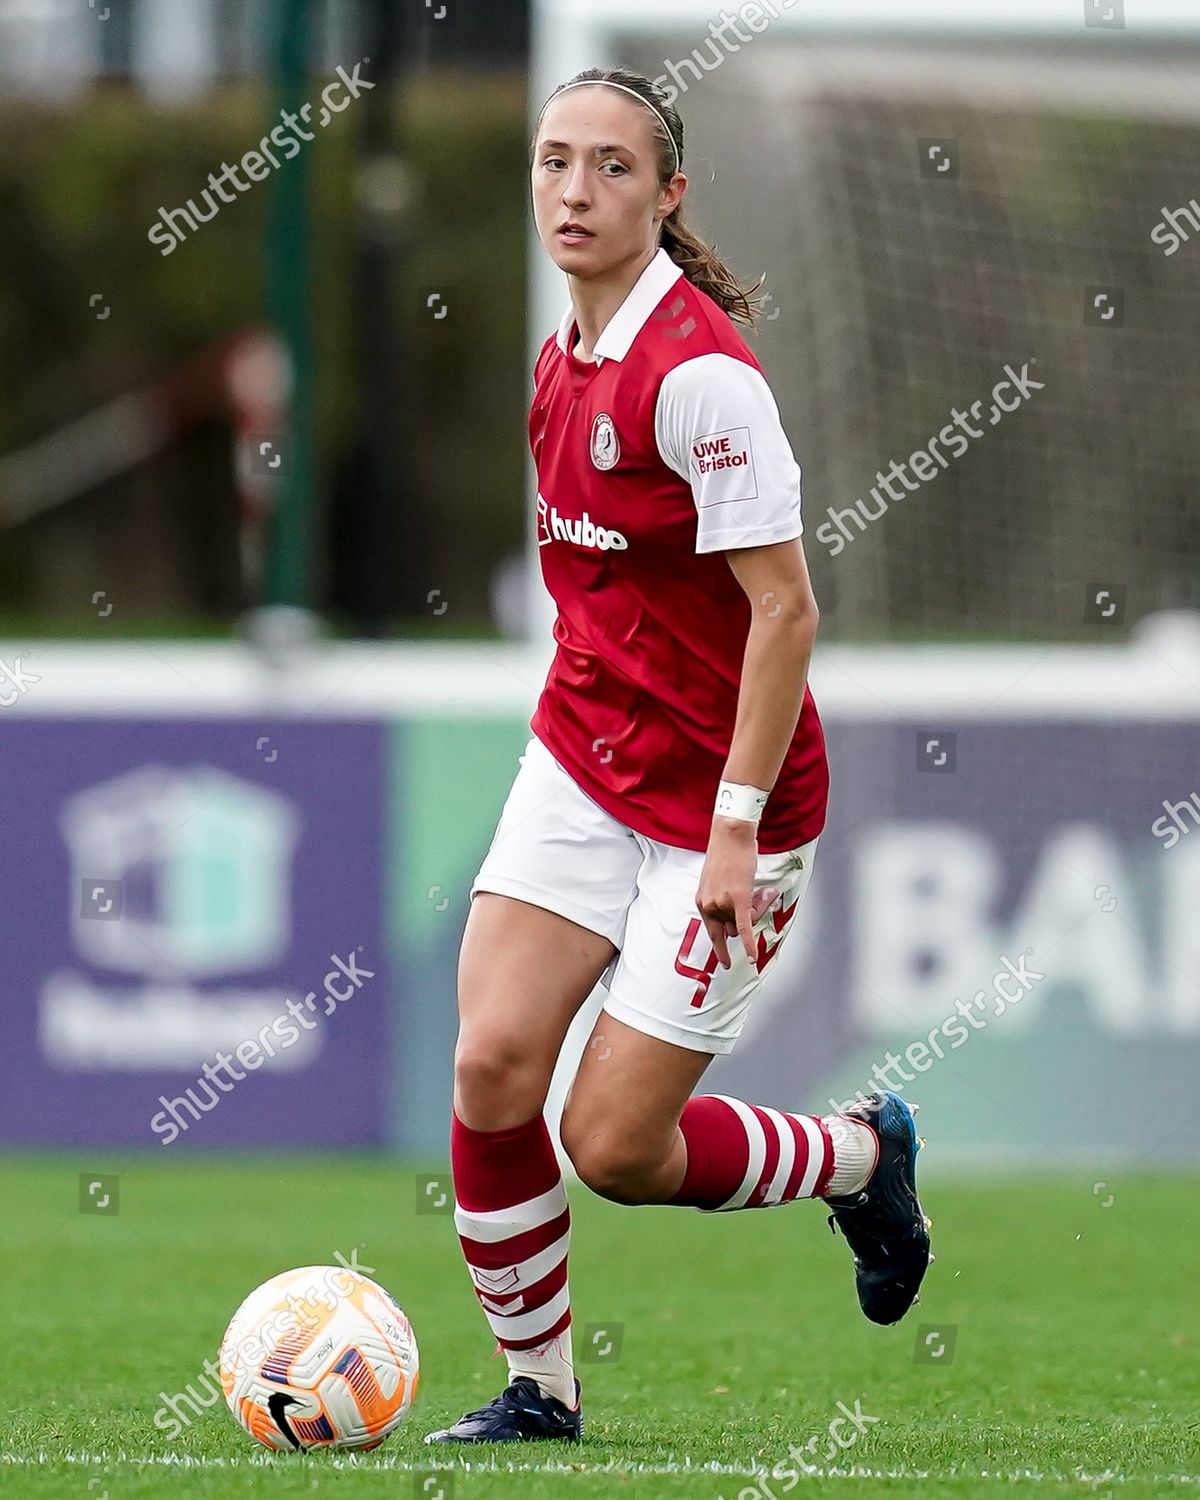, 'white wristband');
715,780,770,823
